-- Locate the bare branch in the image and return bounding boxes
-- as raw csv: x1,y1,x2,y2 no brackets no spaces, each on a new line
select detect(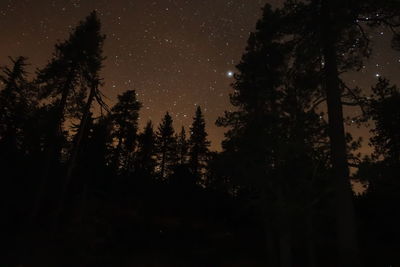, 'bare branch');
339,80,367,115
355,22,370,49
310,96,326,111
